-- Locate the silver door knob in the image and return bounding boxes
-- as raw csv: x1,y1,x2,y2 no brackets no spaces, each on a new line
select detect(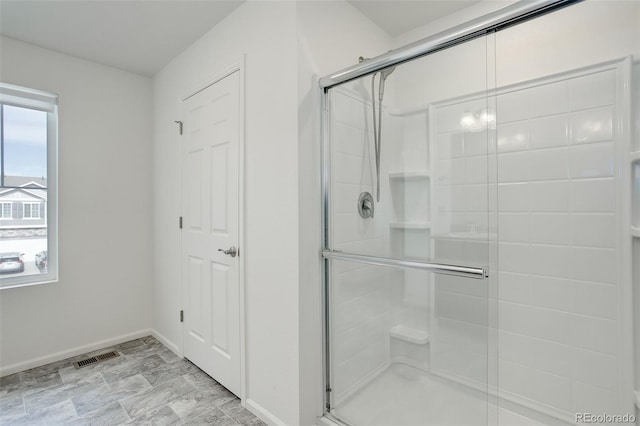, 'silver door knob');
218,246,238,257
